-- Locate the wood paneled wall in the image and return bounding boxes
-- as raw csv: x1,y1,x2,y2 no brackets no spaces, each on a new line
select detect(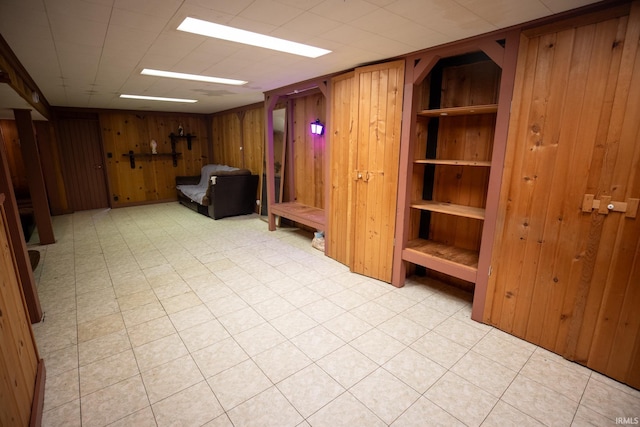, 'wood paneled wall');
211,96,325,216
211,105,264,173
211,104,264,210
0,119,70,214
0,195,41,426
485,2,640,388
33,121,69,215
100,112,209,206
212,112,242,167
292,93,325,208
241,107,265,182
0,120,28,197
